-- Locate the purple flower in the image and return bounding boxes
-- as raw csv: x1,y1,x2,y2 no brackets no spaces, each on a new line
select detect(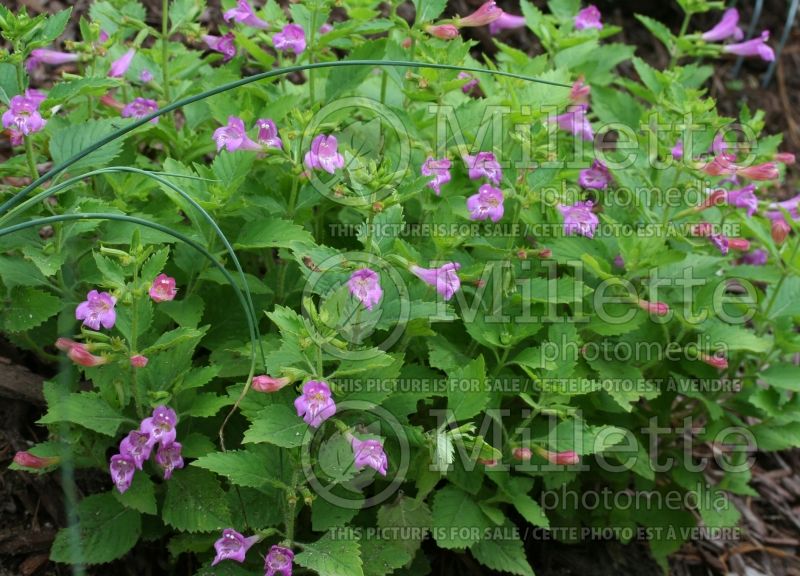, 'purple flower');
26,48,79,72
489,13,527,35
458,1,504,27
24,89,47,107
575,5,603,30
273,24,306,54
671,139,684,160
203,33,237,61
155,441,184,479
304,134,345,174
467,183,505,222
121,97,159,123
256,118,283,150
723,30,775,61
212,529,259,566
109,48,135,77
149,273,178,302
75,290,117,330
550,105,594,141
2,94,46,136
348,269,383,310
702,8,744,42
458,72,479,94
613,254,625,268
319,23,333,34
214,116,261,152
223,0,269,29
409,262,461,301
726,184,759,216
139,69,154,83
264,545,294,576
739,249,768,266
710,234,729,255
578,160,610,189
765,194,800,222
351,437,388,476
294,381,336,428
464,151,502,184
109,454,136,494
119,430,152,470
139,405,178,448
421,156,452,194
558,200,599,238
